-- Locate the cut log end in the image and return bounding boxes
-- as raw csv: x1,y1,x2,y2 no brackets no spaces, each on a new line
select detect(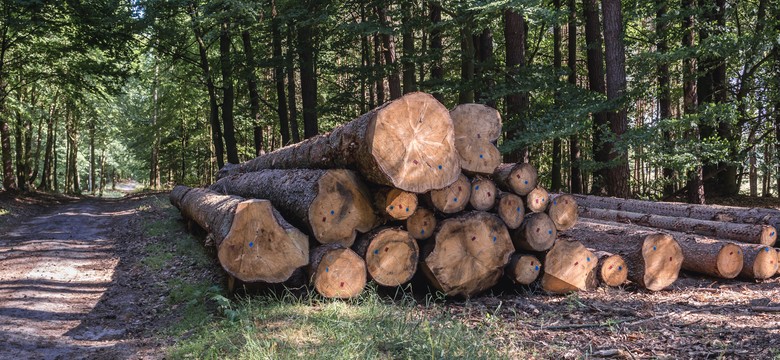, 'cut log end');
309,170,378,247
597,254,628,287
526,186,550,213
713,243,744,279
429,174,471,214
361,228,419,287
368,92,460,193
640,234,683,291
407,207,436,240
376,188,418,220
218,199,310,283
513,212,557,252
506,254,541,285
469,177,497,211
496,163,538,196
496,192,525,229
450,104,502,175
739,245,779,279
548,194,578,231
760,226,777,246
422,212,514,297
310,245,367,299
541,239,598,294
